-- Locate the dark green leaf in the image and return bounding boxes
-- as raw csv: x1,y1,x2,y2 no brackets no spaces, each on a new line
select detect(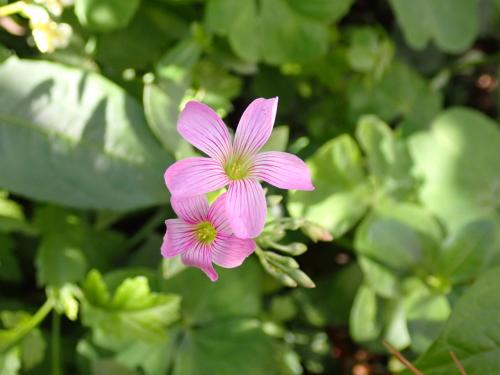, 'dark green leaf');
75,0,140,32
